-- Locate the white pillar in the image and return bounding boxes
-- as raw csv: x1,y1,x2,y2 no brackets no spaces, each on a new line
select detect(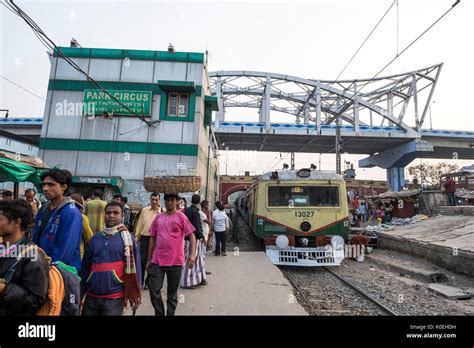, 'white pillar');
413,74,420,132
353,82,359,132
315,81,321,133
387,91,393,127
215,77,224,129
264,75,271,130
